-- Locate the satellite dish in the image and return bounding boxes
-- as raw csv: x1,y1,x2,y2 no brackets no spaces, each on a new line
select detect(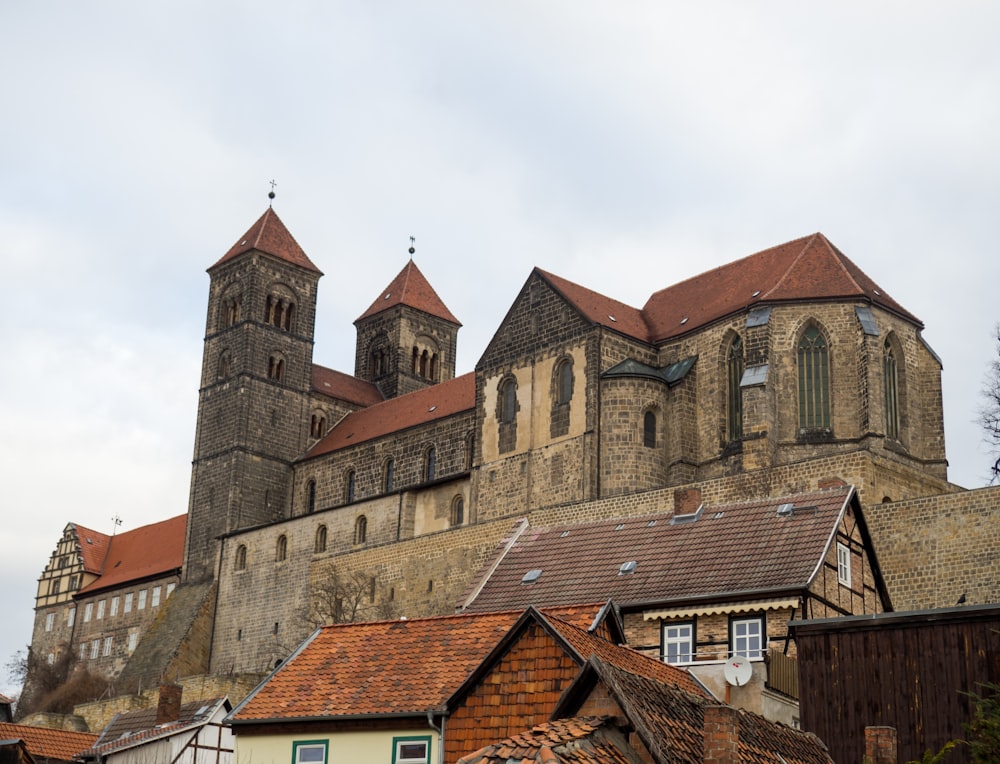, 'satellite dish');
723,655,753,687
